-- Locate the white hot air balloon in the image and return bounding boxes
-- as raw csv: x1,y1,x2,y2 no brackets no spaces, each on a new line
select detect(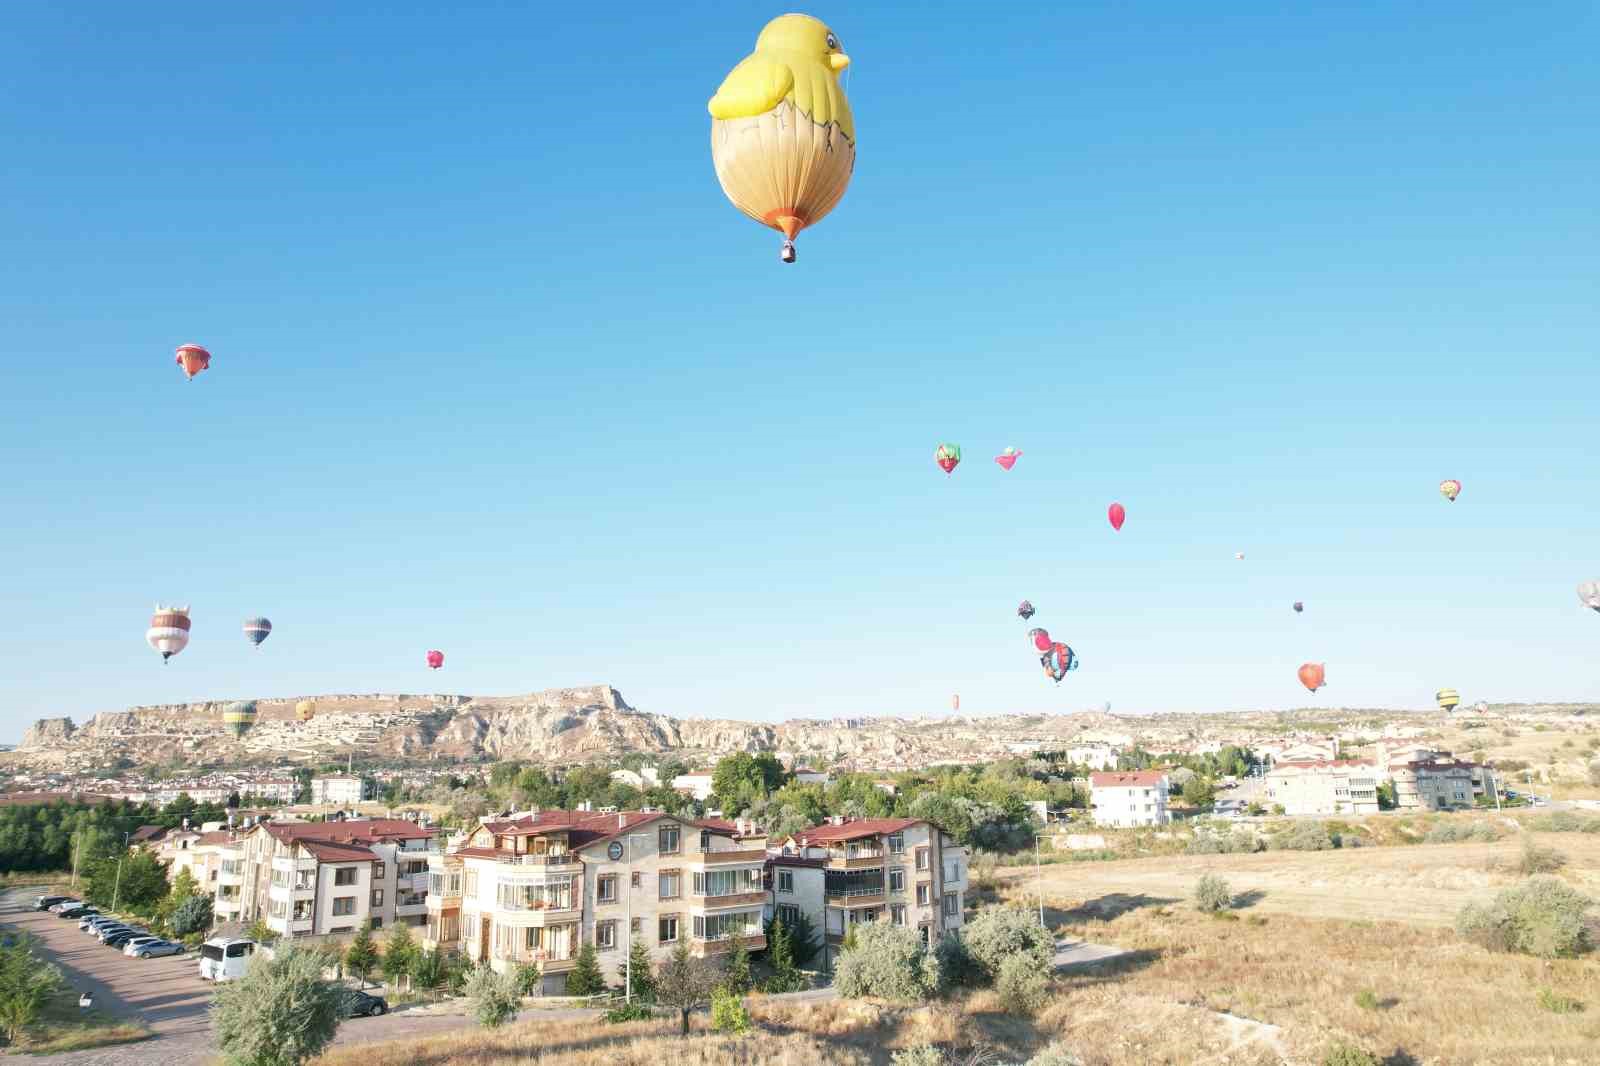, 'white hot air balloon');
146,605,191,663
1578,581,1600,613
